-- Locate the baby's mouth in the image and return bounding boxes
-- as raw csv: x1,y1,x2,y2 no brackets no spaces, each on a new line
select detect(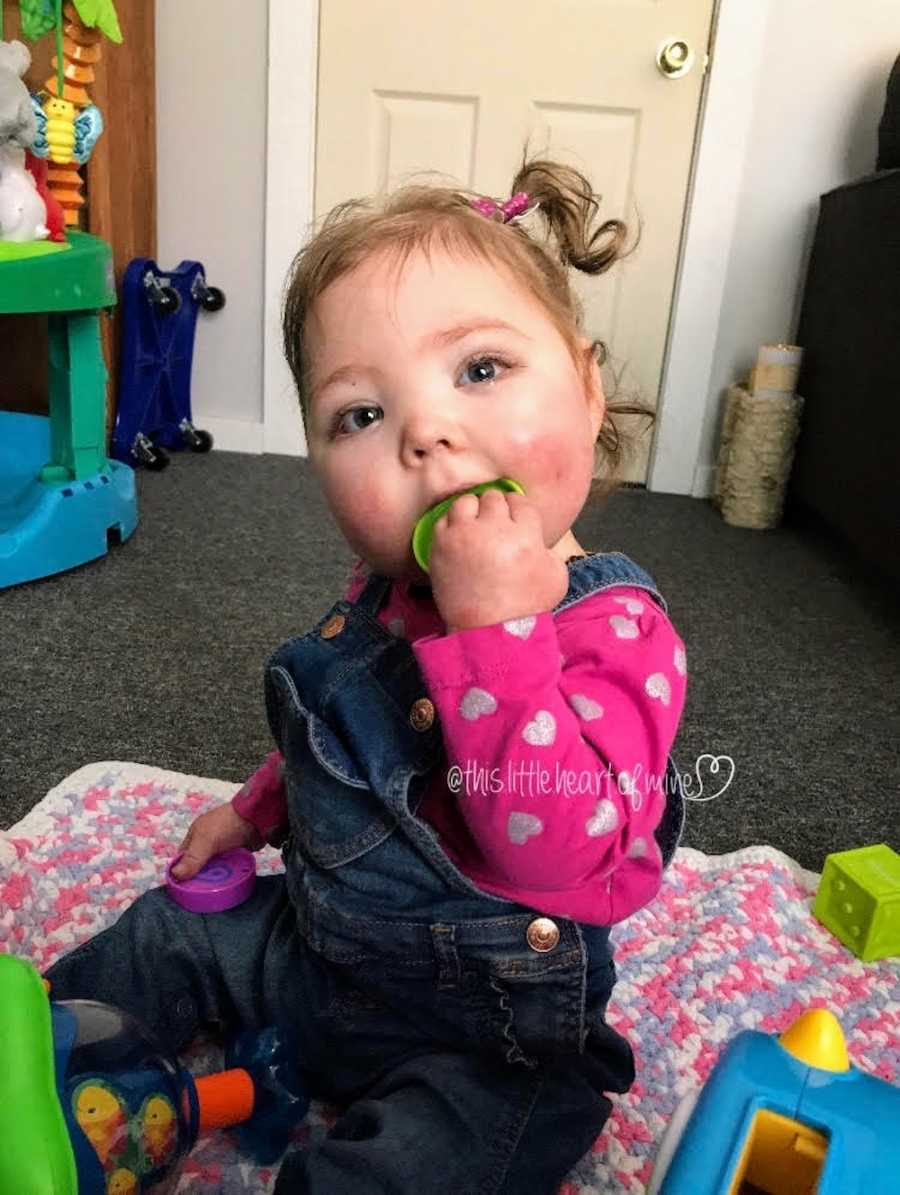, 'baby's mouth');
426,481,490,510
